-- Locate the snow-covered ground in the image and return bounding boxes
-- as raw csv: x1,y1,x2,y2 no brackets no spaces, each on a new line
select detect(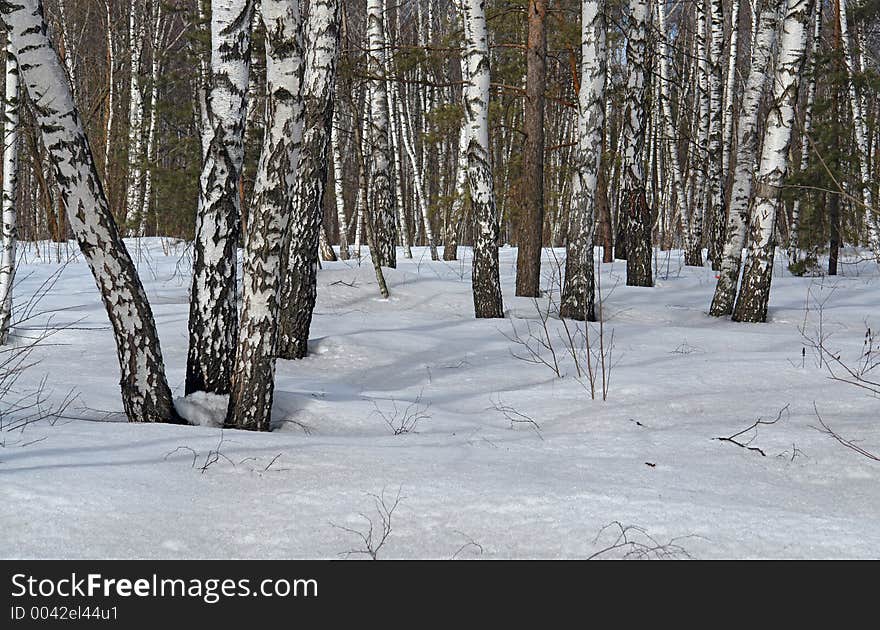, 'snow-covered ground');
3,239,880,559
